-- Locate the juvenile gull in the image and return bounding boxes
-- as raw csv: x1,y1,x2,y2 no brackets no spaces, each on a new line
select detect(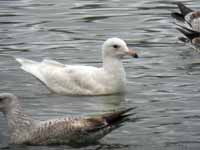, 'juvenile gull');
0,93,134,145
16,38,138,95
171,2,200,48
